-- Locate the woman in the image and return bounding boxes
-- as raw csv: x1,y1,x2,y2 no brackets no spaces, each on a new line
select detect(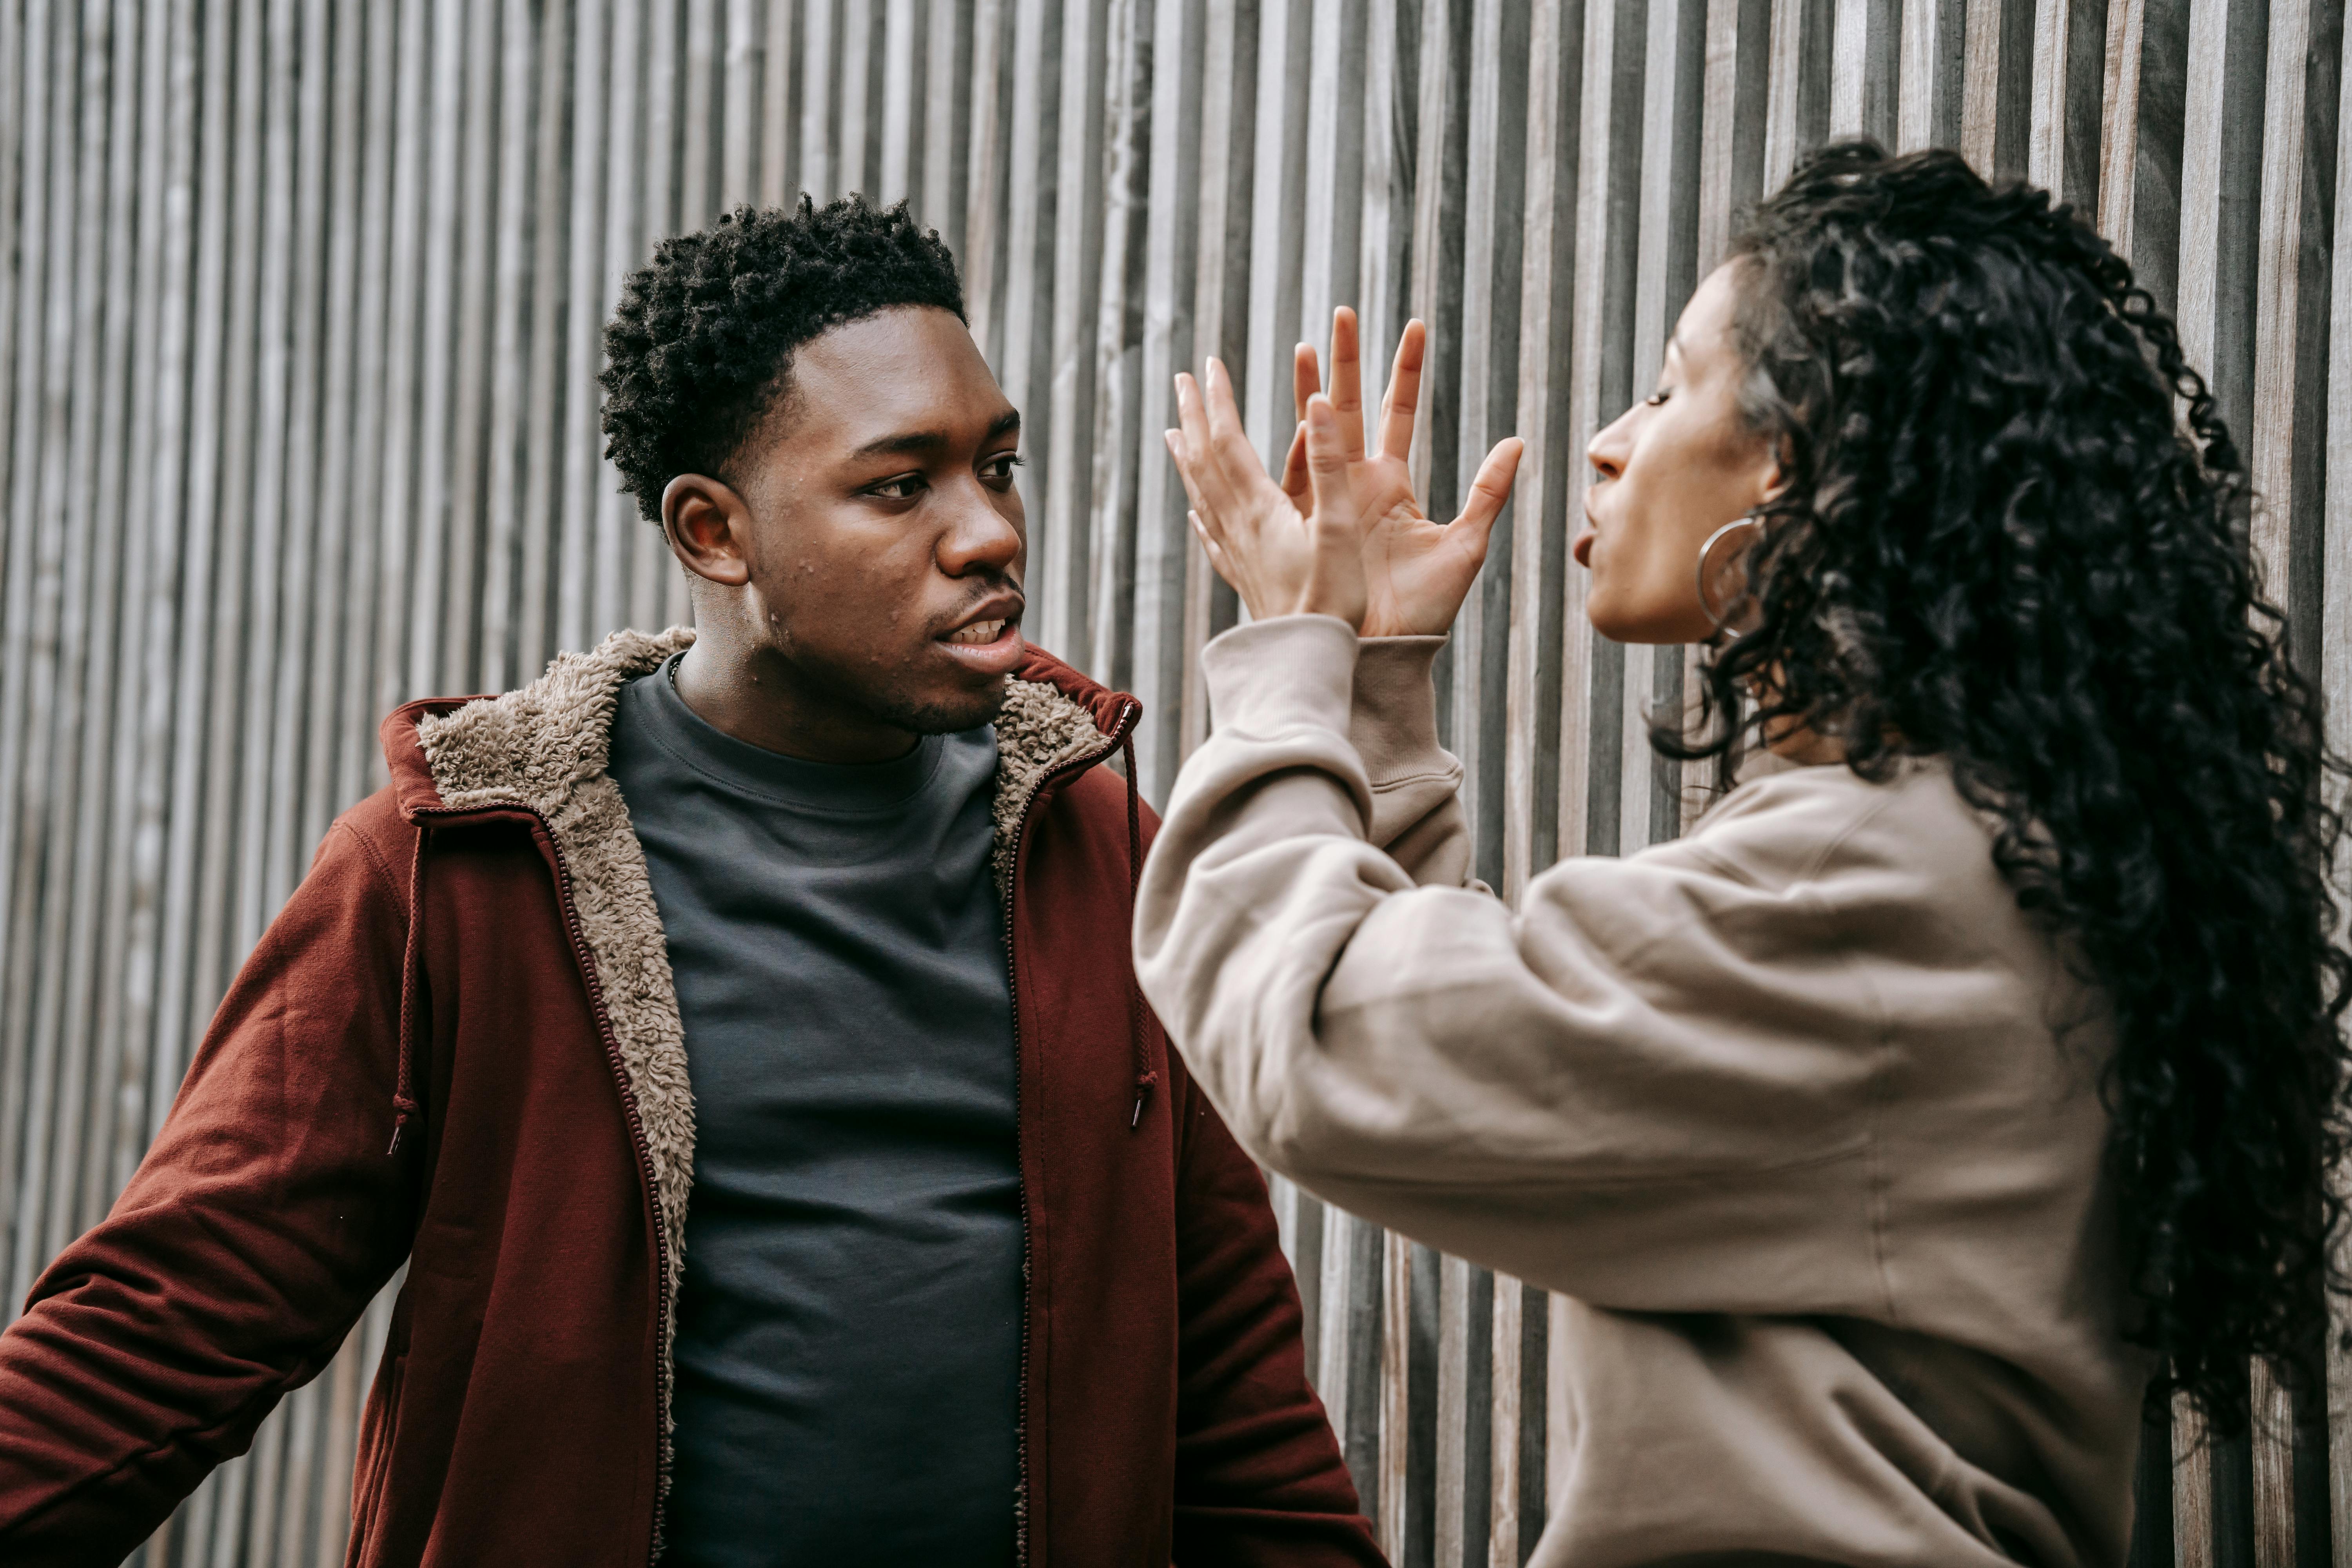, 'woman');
1140,143,2350,1565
